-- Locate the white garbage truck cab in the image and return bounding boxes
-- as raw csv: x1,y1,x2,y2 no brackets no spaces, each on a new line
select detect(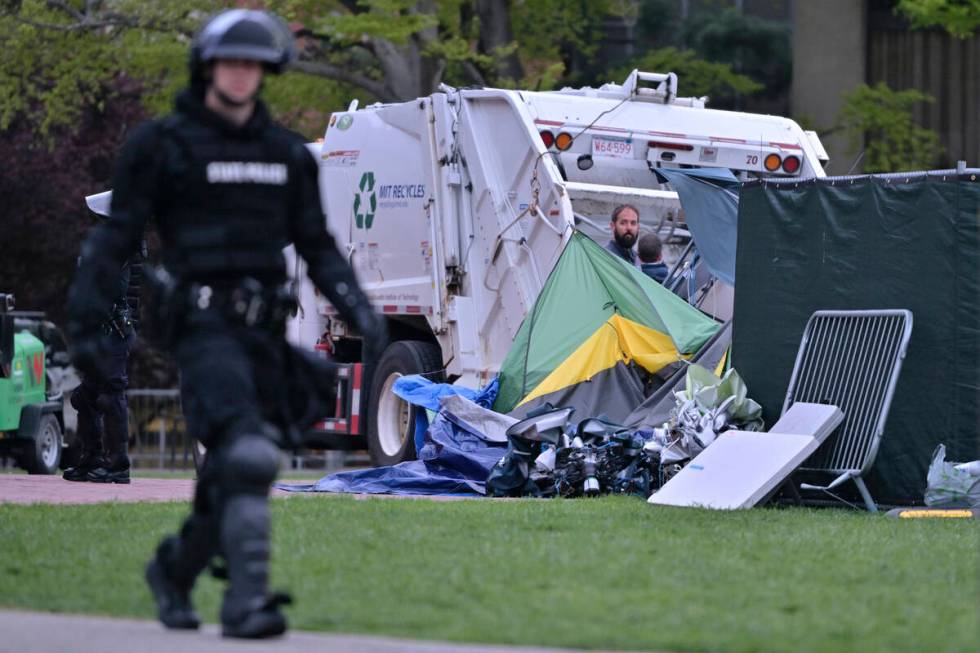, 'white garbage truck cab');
292,71,829,465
